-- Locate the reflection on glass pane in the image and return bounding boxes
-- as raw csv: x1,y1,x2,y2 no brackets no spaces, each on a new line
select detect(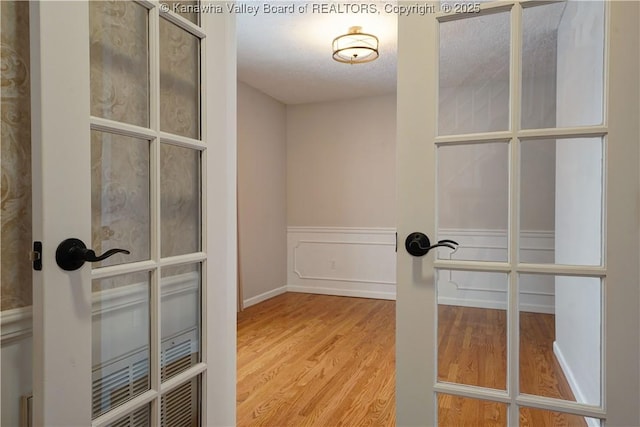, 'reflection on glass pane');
519,138,602,265
438,393,507,426
161,144,201,257
93,272,150,419
520,407,599,427
161,264,201,382
90,1,149,127
437,142,509,262
106,404,151,427
439,12,510,135
160,18,200,139
519,274,601,406
522,2,605,129
91,131,151,267
161,376,201,426
160,0,200,25
437,270,507,390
